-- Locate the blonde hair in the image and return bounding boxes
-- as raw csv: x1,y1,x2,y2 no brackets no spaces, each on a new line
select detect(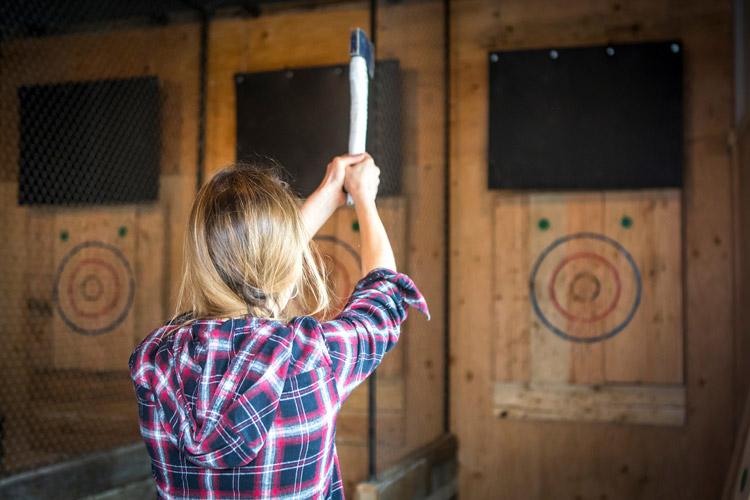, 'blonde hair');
175,161,331,323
